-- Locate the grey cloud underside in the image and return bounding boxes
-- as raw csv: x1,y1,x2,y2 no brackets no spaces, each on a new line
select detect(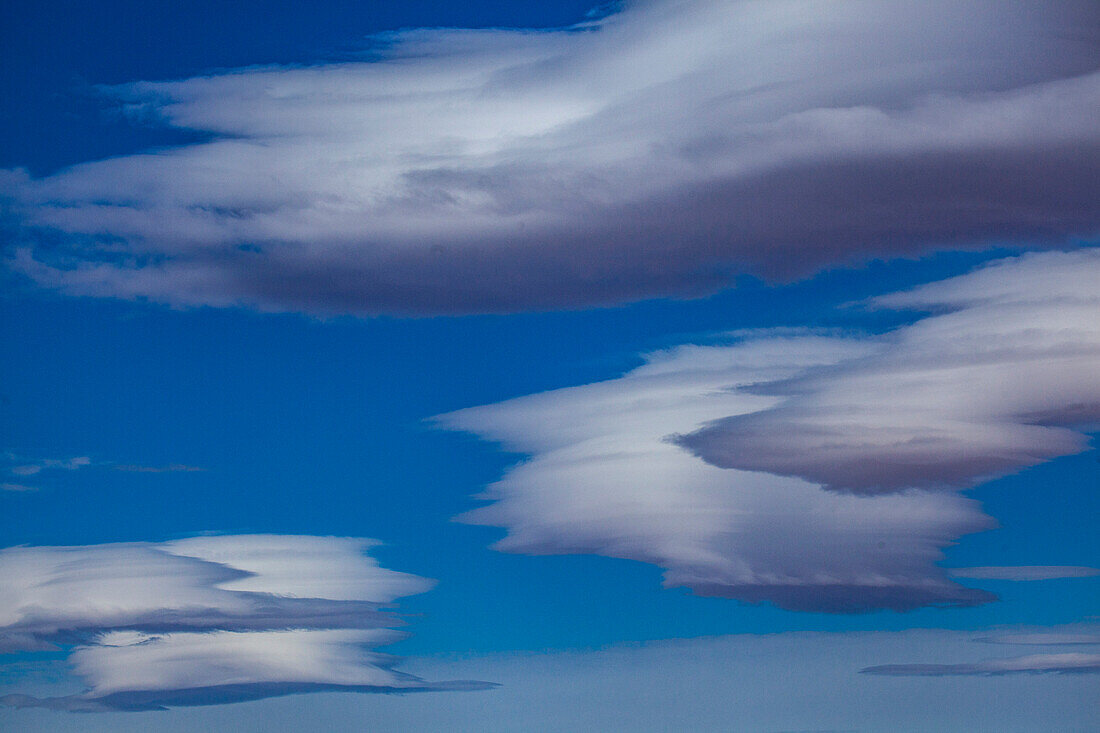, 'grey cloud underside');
3,0,1099,314
0,680,493,714
0,536,489,711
